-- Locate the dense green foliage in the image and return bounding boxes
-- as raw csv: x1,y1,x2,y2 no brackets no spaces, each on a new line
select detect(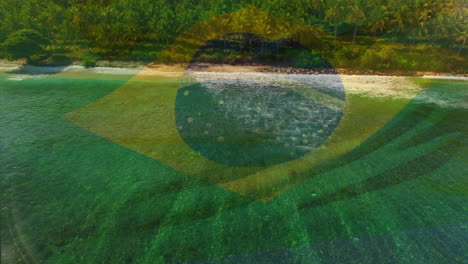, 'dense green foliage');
0,0,466,71
191,34,465,72
0,29,49,60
